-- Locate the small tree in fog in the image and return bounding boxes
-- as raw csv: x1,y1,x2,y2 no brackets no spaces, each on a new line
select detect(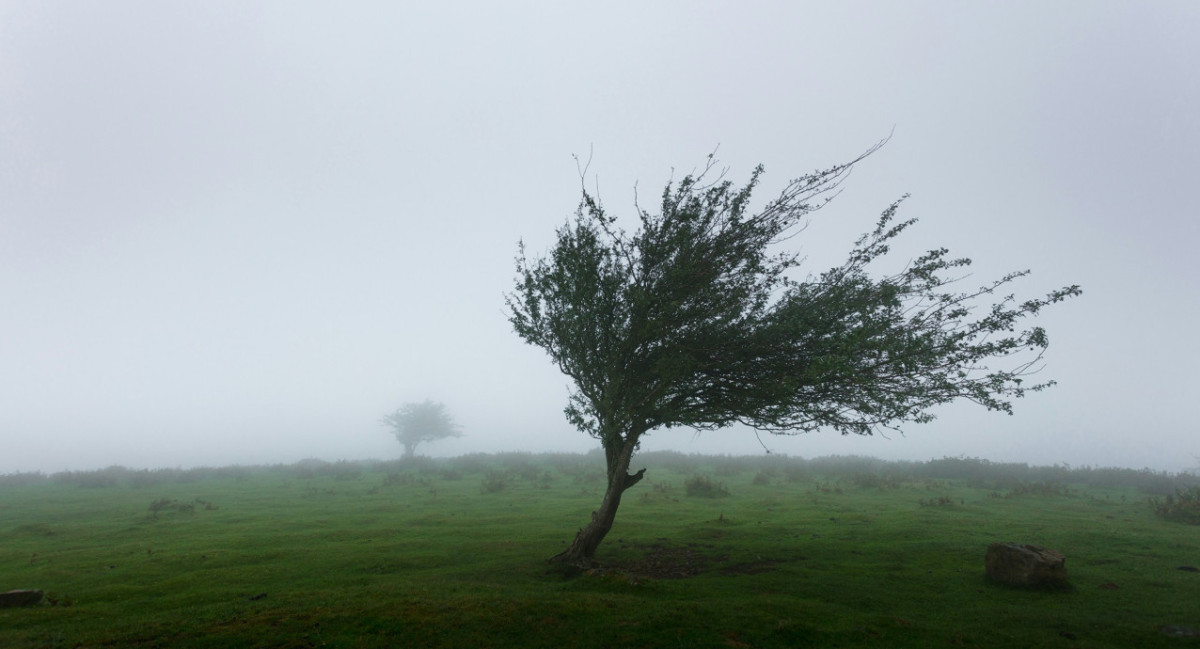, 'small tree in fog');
507,143,1080,566
381,400,461,458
